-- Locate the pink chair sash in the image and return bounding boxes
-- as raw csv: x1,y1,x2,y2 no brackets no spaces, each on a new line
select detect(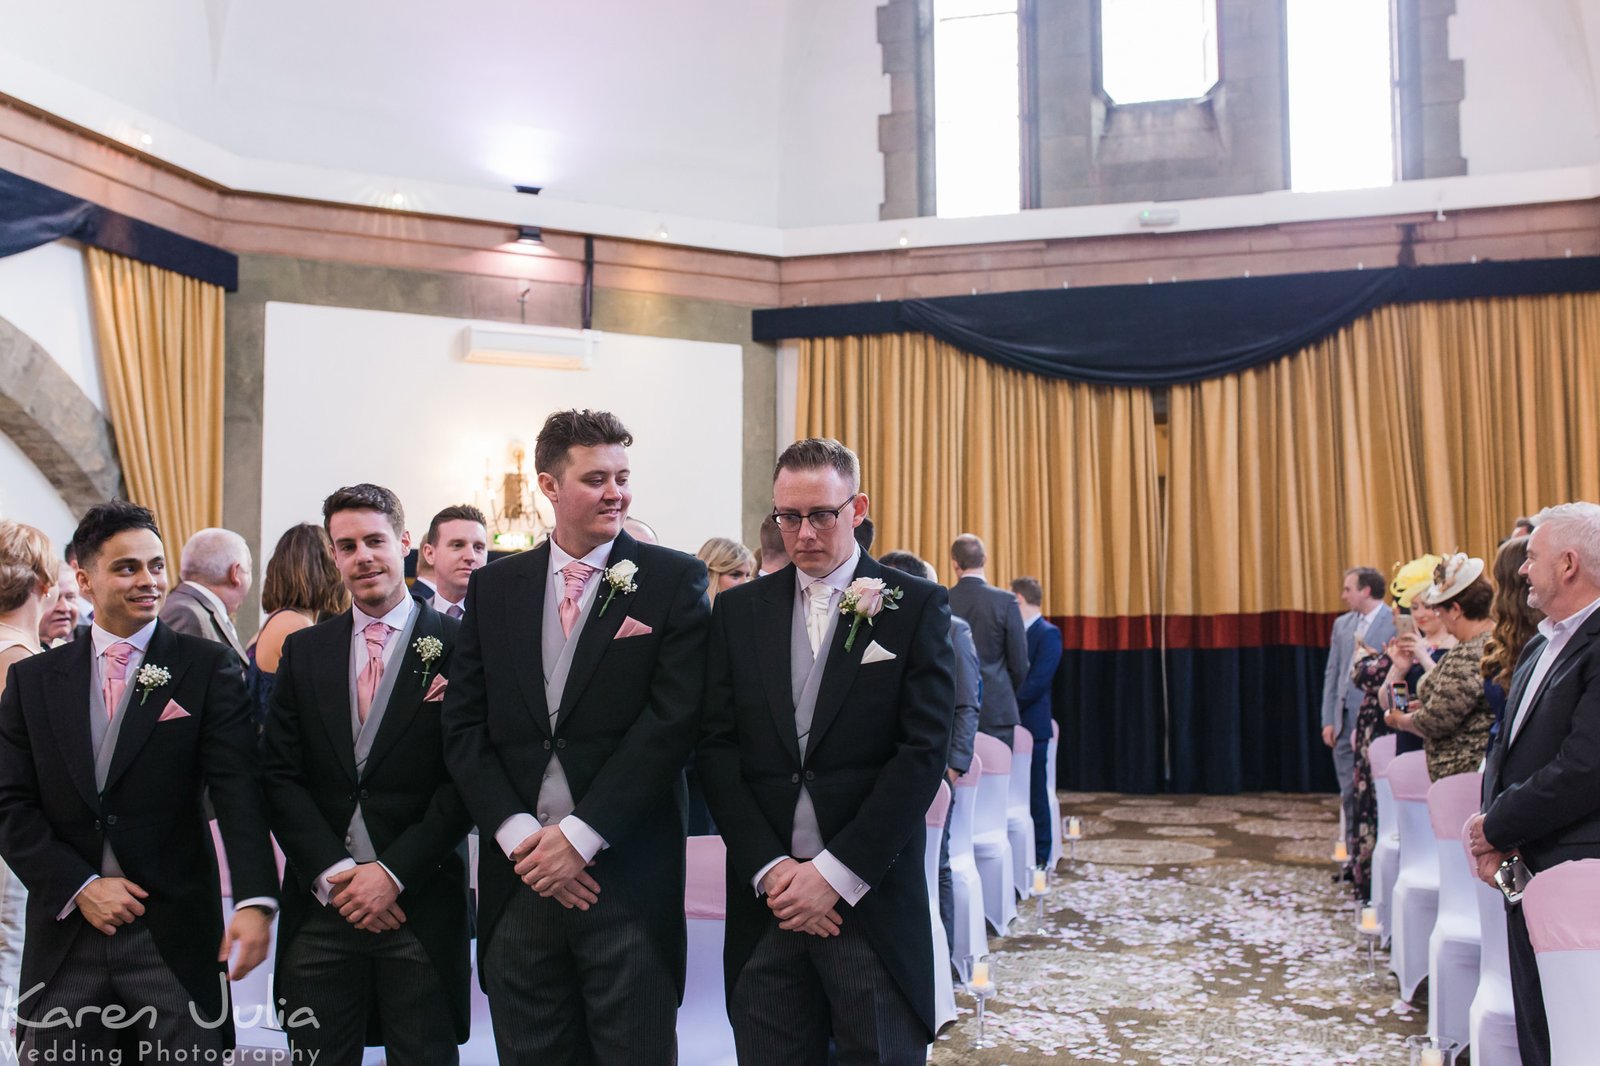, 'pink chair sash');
1370,733,1399,780
974,732,1011,775
954,755,983,788
1427,771,1483,842
685,835,728,921
1388,750,1431,802
925,780,952,826
1523,859,1600,954
1013,729,1033,756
